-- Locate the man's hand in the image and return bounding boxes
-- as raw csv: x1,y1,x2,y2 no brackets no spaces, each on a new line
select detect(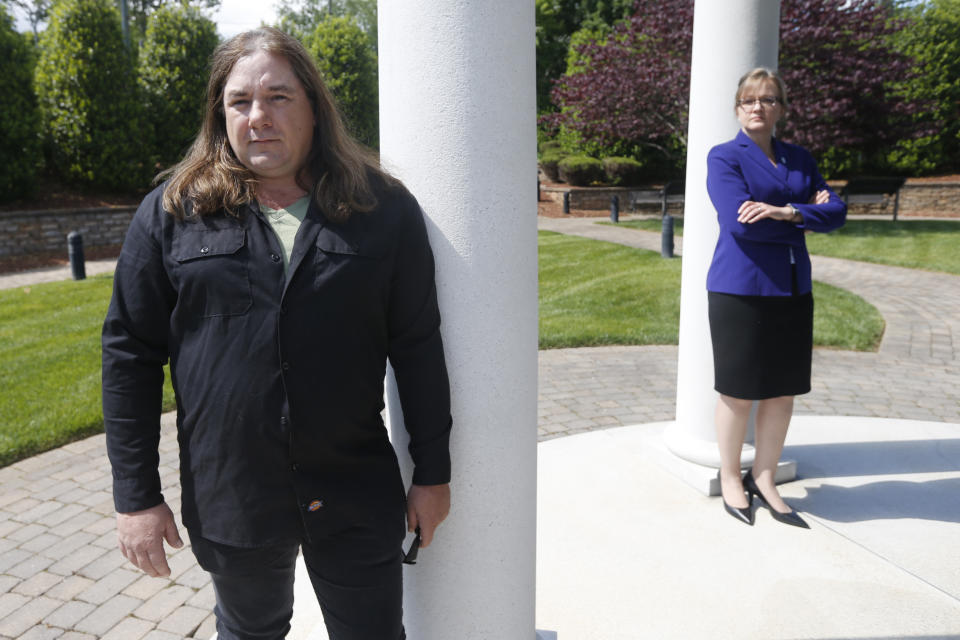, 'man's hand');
406,483,450,548
117,502,183,577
